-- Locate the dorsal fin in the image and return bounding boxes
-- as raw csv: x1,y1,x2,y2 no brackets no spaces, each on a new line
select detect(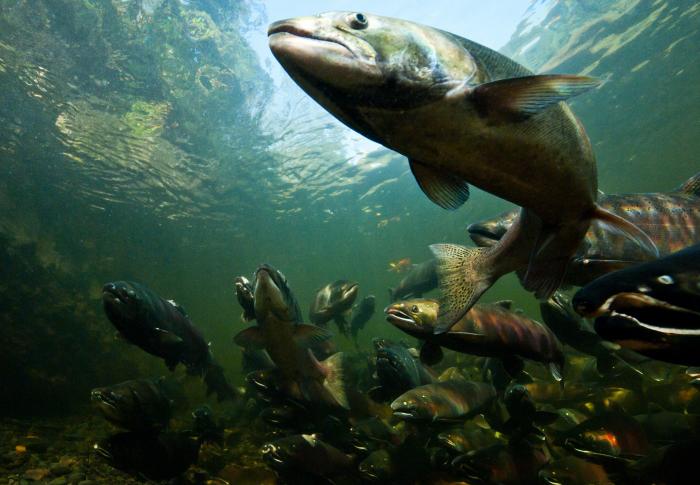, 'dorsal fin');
676,172,700,197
